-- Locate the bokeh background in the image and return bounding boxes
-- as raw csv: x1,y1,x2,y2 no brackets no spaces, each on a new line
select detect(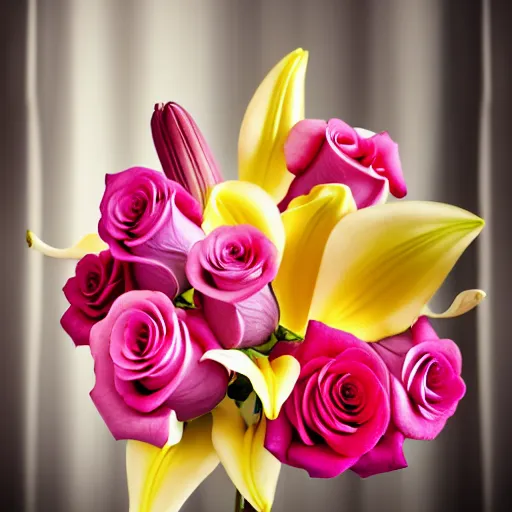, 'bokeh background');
2,0,511,511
